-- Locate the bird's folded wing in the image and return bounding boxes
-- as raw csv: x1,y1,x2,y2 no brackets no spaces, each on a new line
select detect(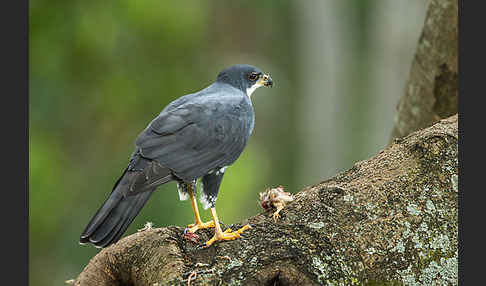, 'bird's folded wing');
135,104,249,181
